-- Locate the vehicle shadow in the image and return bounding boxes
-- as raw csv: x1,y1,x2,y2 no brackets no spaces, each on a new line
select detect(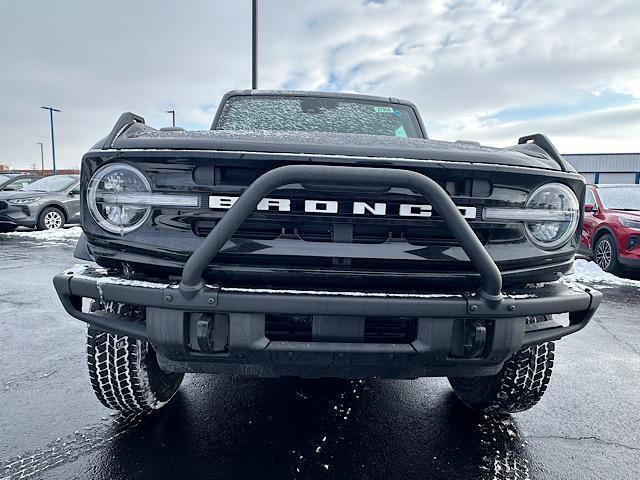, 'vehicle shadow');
86,376,532,480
